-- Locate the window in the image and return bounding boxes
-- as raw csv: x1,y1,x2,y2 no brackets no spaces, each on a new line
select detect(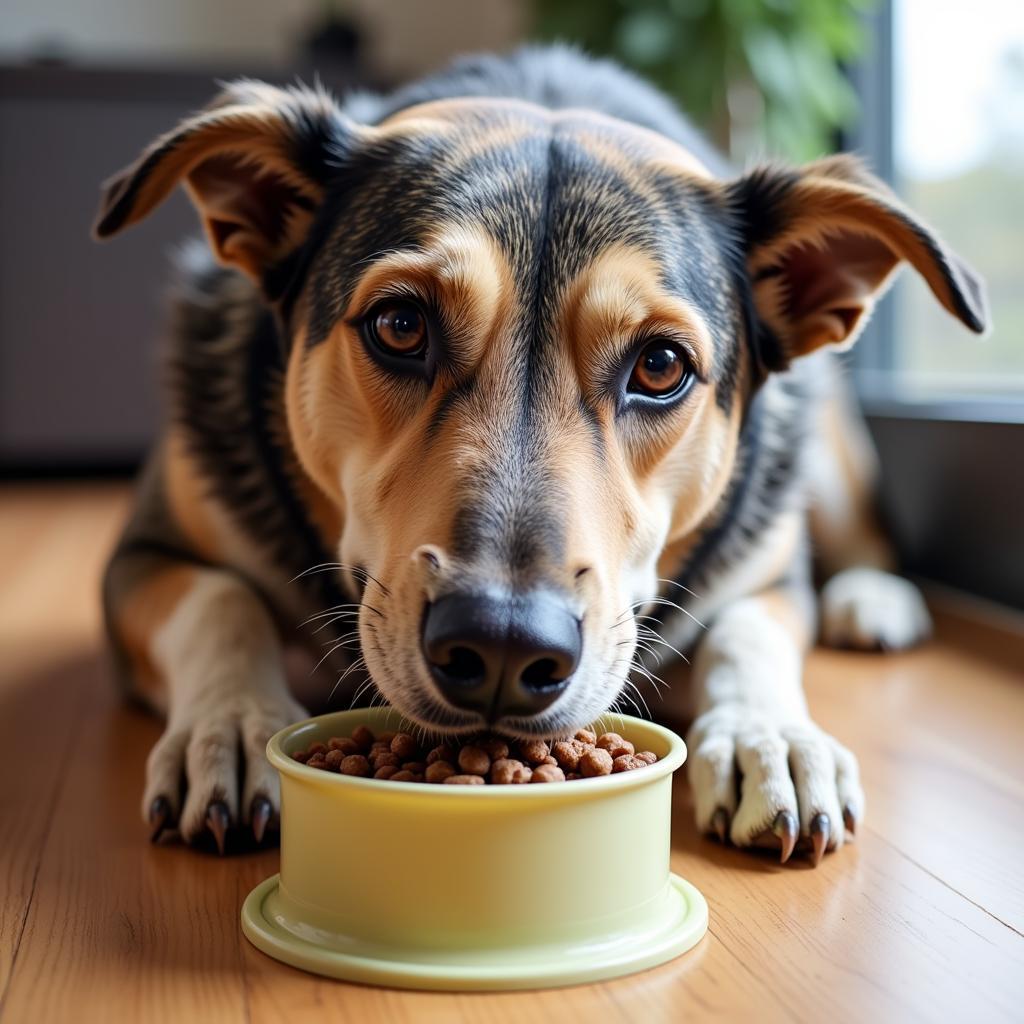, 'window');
854,0,1024,410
